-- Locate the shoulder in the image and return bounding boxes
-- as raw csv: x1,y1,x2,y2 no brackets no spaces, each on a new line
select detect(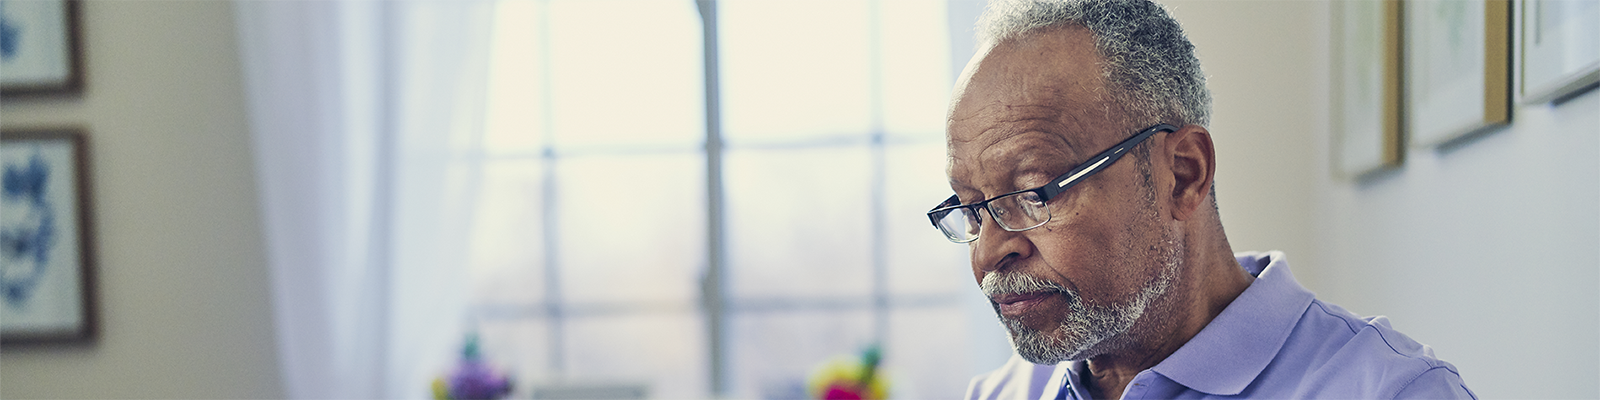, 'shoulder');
1277,299,1476,399
966,353,1056,400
